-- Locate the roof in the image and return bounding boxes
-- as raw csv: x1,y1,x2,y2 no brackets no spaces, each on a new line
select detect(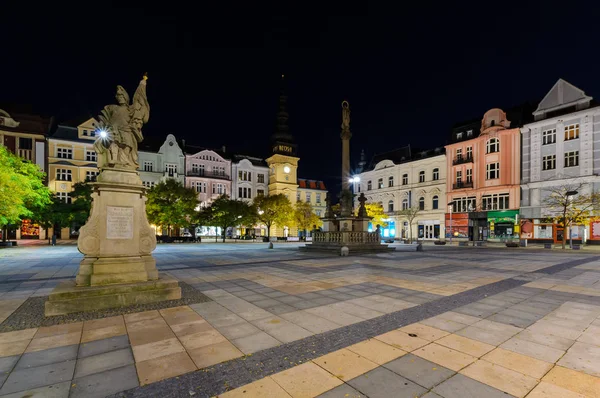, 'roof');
535,79,592,115
298,178,327,190
184,144,231,160
367,145,445,170
232,154,268,167
0,109,52,136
